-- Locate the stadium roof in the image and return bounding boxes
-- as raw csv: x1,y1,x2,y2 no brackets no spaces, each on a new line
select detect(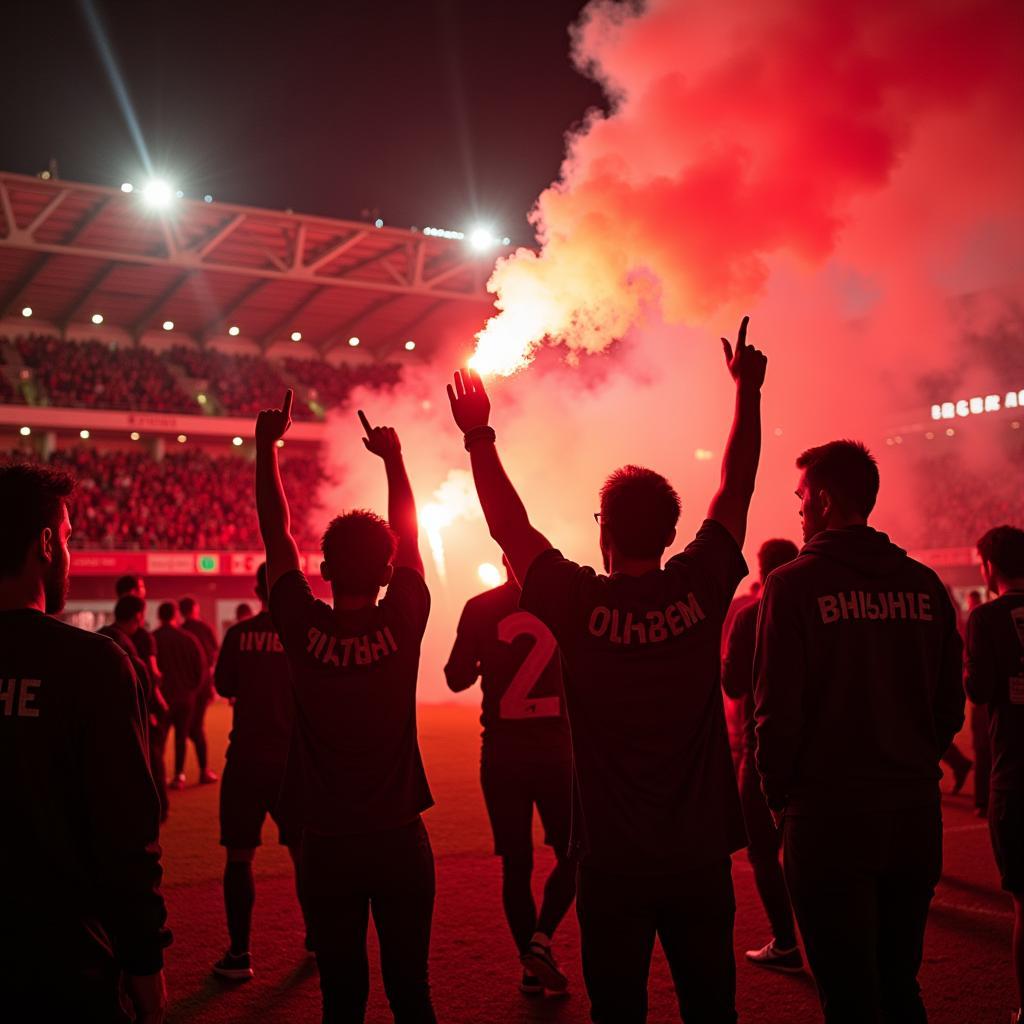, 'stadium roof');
0,171,496,357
